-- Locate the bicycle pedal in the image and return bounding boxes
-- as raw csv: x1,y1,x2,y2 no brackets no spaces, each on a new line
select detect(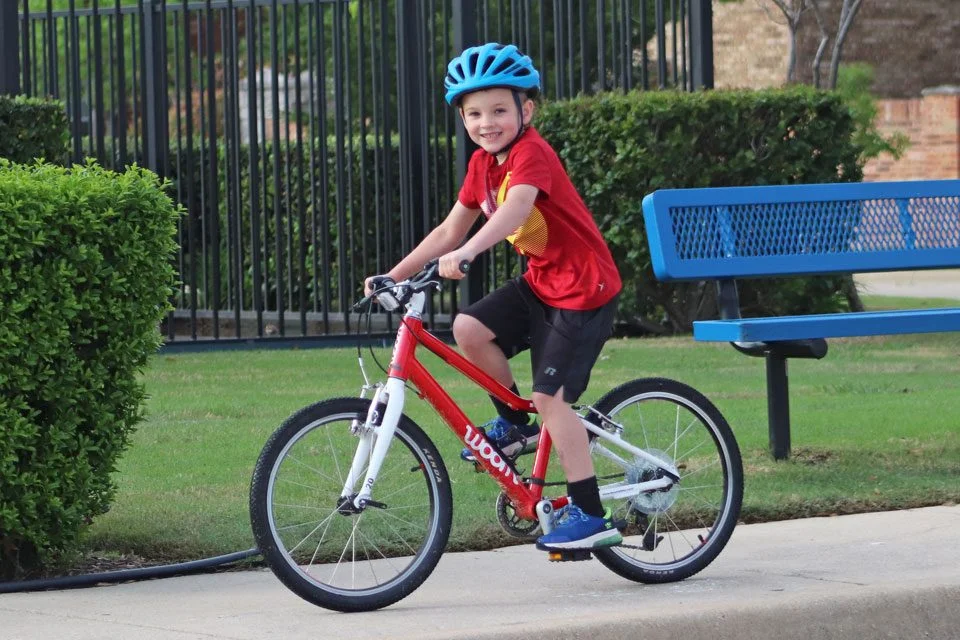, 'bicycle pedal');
547,549,593,562
472,460,487,474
